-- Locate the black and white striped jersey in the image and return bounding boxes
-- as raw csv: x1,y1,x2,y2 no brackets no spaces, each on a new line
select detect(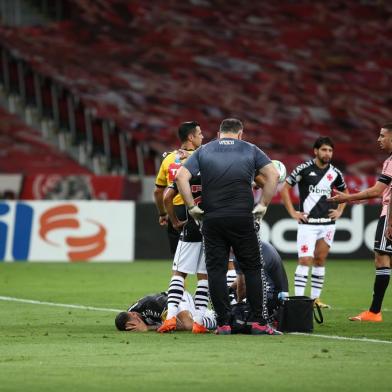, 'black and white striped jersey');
286,159,346,225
